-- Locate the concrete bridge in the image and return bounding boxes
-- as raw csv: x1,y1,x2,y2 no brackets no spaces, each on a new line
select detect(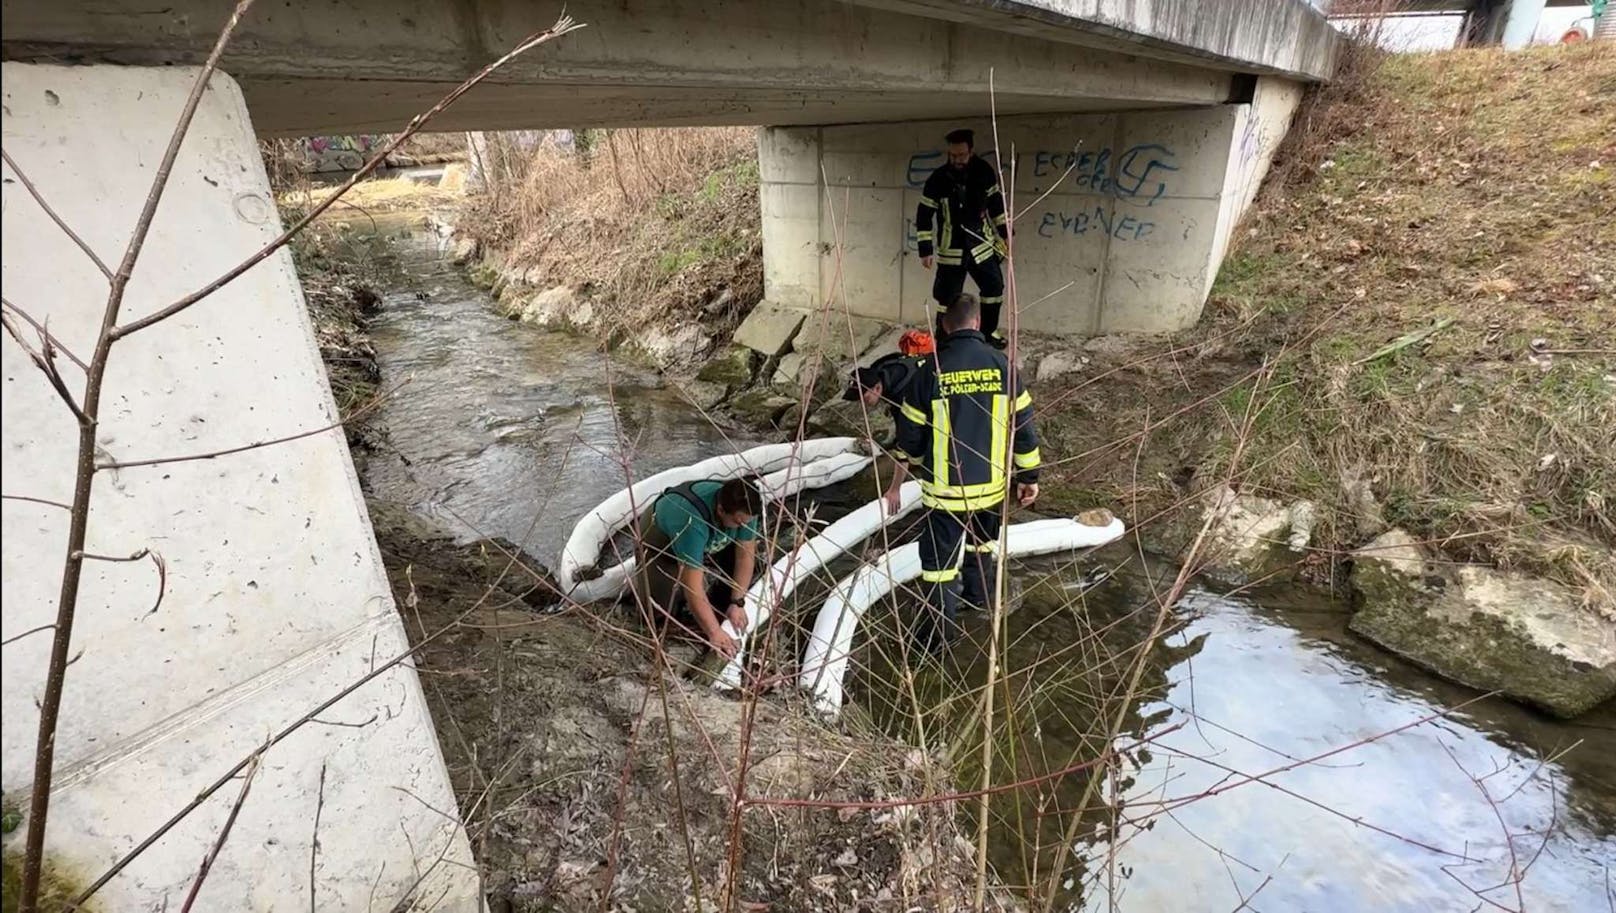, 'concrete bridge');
1,2,1340,910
